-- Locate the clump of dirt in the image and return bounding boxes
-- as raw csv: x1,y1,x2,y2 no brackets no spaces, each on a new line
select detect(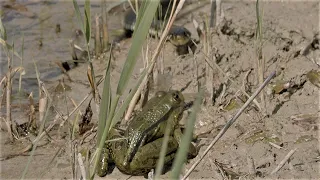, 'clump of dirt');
1,1,319,179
